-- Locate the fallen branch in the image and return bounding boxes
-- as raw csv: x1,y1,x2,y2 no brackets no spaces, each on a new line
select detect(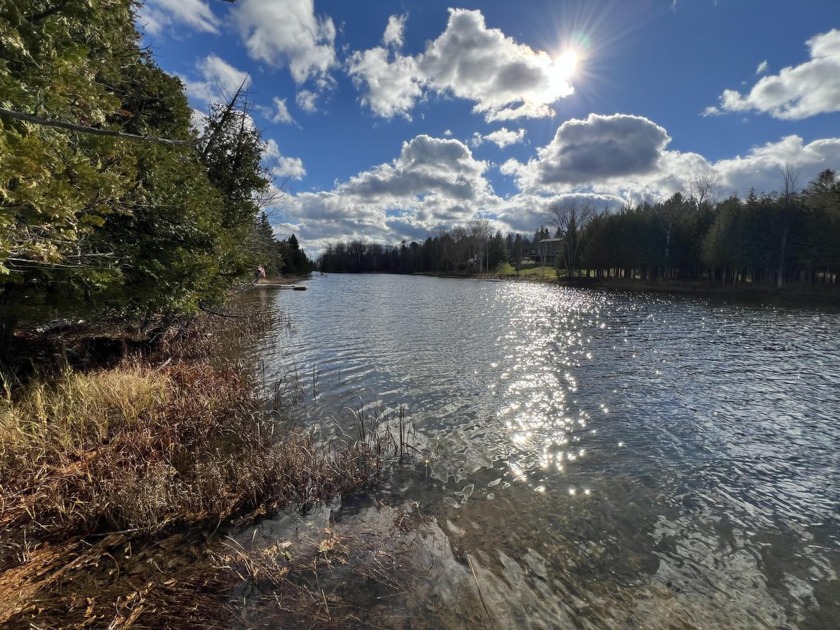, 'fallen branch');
198,301,245,319
0,107,195,147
